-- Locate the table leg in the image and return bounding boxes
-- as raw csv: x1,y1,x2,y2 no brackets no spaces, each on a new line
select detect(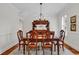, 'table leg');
57,40,59,55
